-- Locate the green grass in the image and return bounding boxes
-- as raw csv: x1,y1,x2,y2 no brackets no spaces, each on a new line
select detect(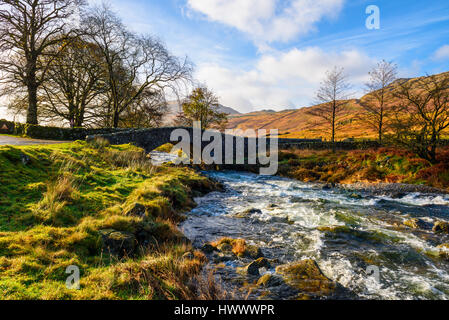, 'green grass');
0,141,218,300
